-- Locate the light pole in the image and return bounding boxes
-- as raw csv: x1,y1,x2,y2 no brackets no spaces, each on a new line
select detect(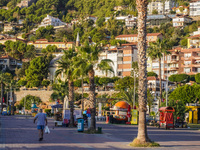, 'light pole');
24,94,26,115
133,70,136,109
166,64,168,107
